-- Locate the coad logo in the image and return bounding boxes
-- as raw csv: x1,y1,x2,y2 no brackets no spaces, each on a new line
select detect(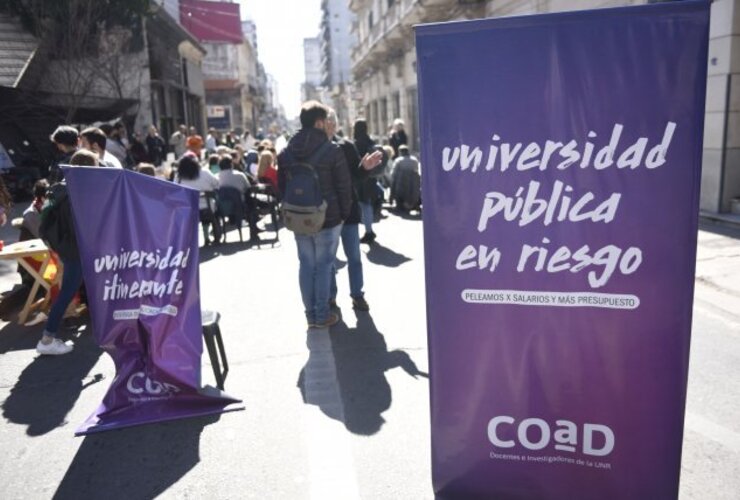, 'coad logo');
487,416,615,457
126,372,181,396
